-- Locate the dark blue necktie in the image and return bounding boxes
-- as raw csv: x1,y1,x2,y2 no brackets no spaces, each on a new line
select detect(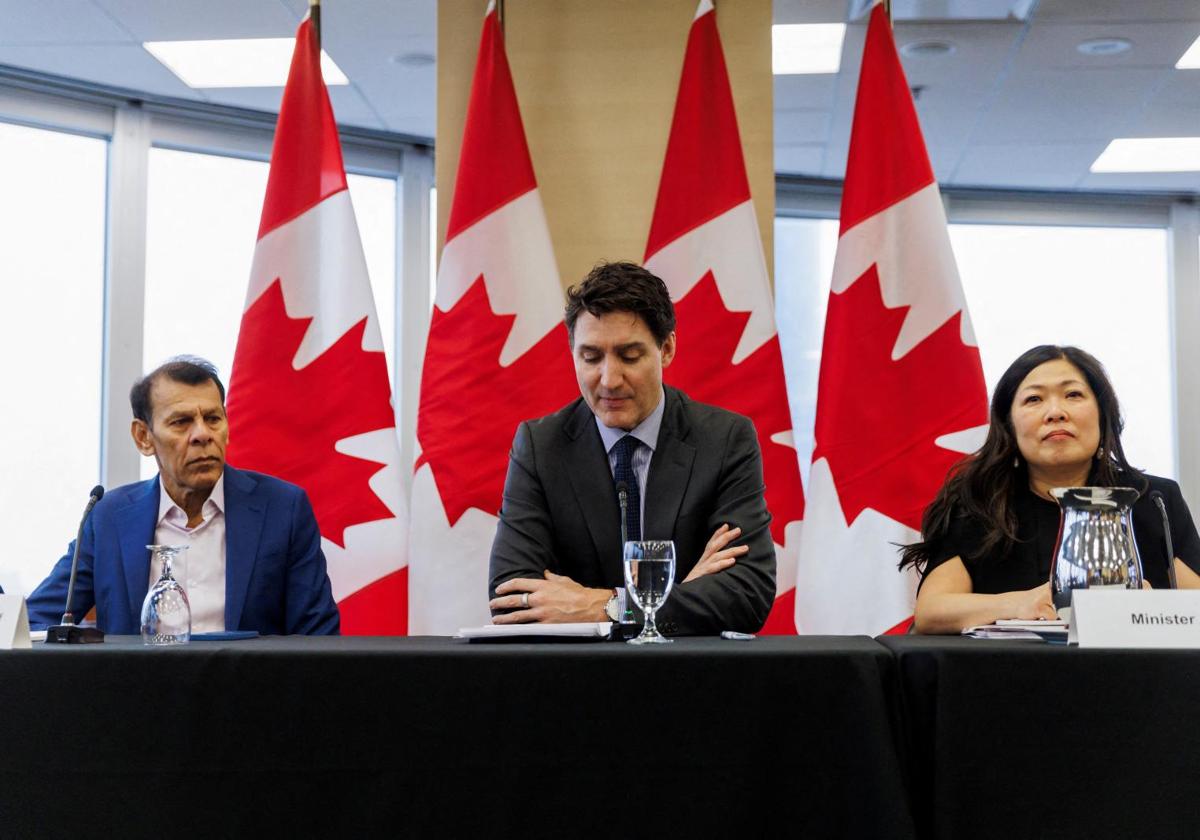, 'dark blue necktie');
612,435,641,542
